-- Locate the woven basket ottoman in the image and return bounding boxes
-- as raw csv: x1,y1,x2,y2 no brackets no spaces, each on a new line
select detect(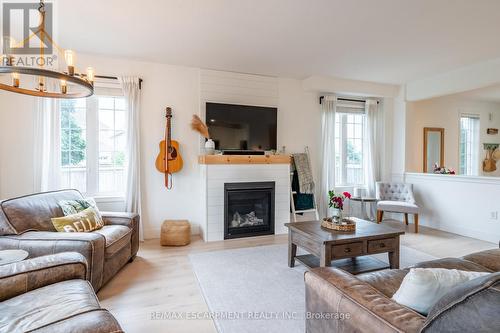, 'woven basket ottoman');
161,220,191,246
